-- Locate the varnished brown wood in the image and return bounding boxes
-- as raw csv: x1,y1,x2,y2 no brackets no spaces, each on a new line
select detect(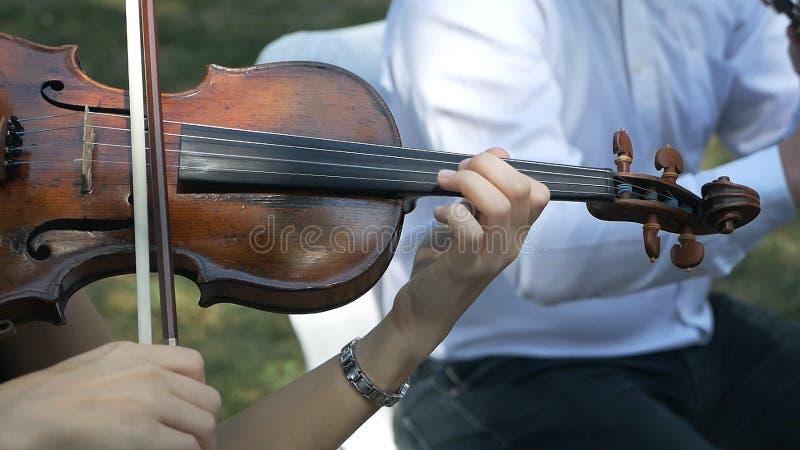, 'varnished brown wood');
654,145,684,183
701,176,760,234
613,129,633,173
642,213,661,263
670,227,705,270
0,33,402,325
